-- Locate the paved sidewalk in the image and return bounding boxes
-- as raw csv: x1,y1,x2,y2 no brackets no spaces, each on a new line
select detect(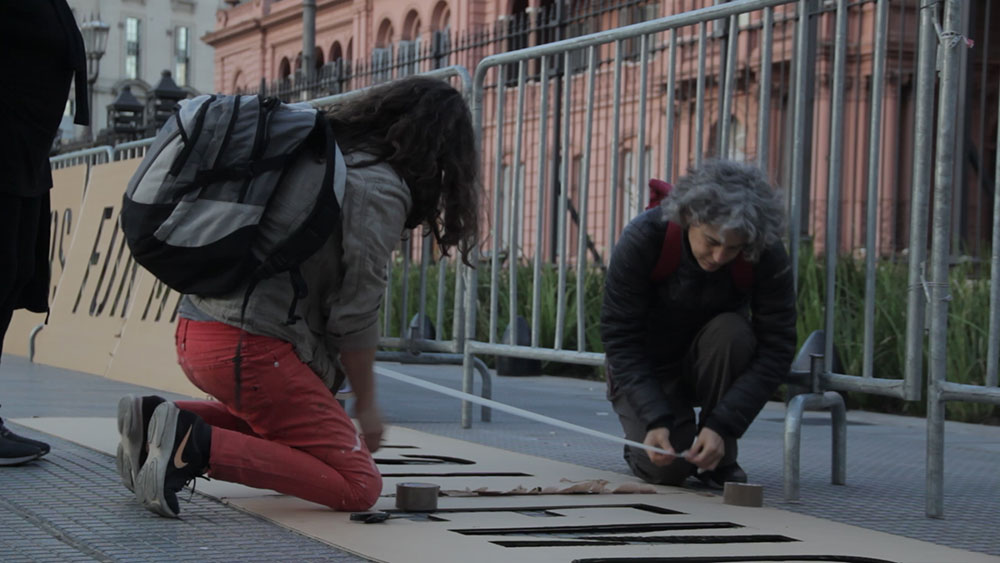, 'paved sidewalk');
1,353,998,560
